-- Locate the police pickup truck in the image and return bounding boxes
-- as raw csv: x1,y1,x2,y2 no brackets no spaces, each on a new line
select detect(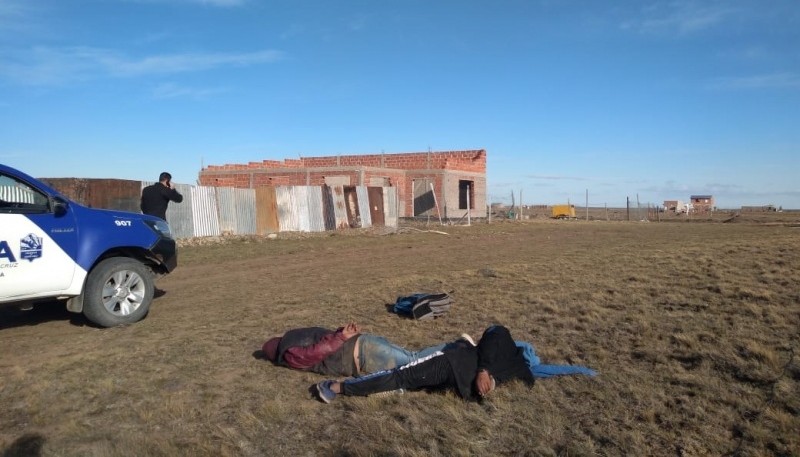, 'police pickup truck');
0,164,177,327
